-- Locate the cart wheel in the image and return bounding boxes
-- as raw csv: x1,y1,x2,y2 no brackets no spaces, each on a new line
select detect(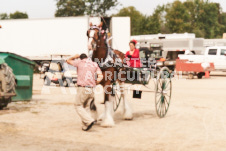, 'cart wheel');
63,78,70,87
197,72,204,79
187,73,194,79
155,67,172,118
112,81,122,112
44,76,51,86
